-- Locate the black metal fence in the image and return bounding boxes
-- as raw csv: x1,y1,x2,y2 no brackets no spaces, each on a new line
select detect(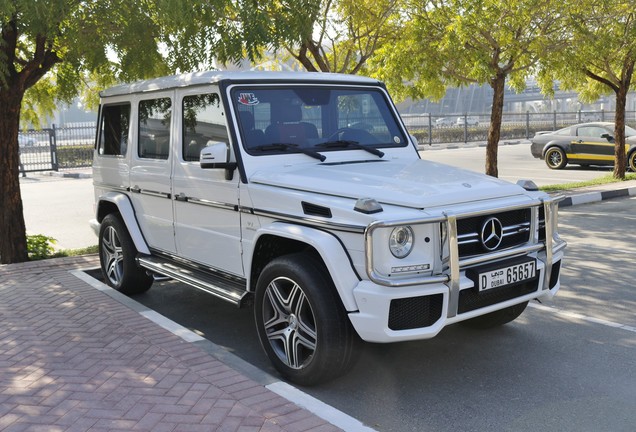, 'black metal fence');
18,123,96,175
17,110,636,174
402,110,636,146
